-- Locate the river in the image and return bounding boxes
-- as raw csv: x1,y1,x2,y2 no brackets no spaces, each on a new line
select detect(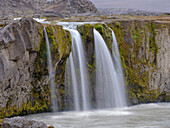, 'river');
25,103,170,128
